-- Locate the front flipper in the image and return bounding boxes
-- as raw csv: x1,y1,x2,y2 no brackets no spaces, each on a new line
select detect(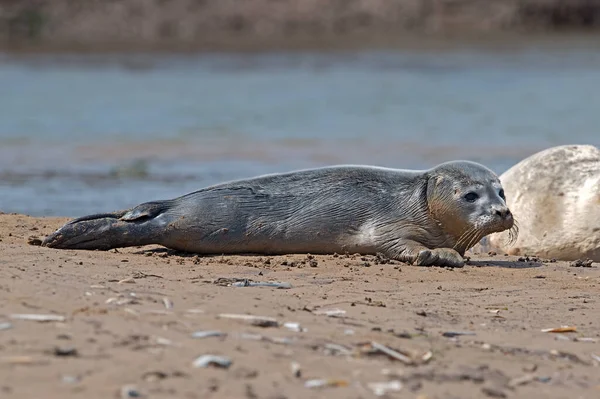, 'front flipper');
415,248,464,268
381,240,465,268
